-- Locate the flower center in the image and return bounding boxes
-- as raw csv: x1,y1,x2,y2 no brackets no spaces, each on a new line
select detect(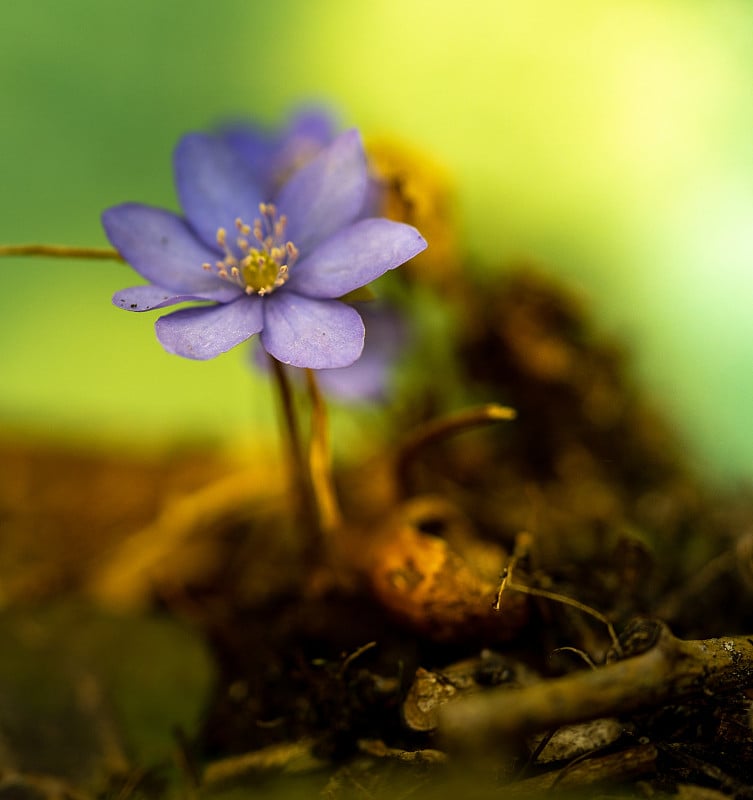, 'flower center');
203,203,299,296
